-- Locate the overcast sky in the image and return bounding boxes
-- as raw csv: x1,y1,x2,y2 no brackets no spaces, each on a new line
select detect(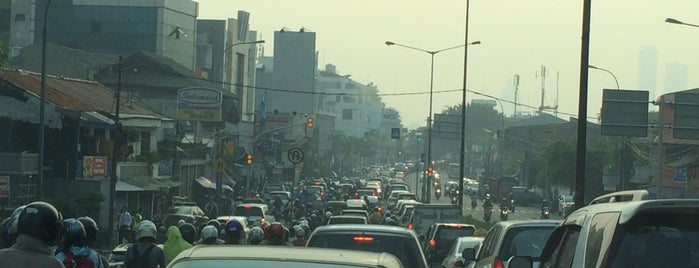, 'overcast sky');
198,0,699,129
